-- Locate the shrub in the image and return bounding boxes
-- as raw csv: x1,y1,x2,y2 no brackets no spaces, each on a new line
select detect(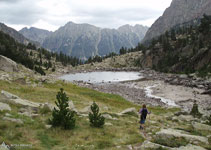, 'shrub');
89,102,105,128
190,100,202,118
49,88,76,130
